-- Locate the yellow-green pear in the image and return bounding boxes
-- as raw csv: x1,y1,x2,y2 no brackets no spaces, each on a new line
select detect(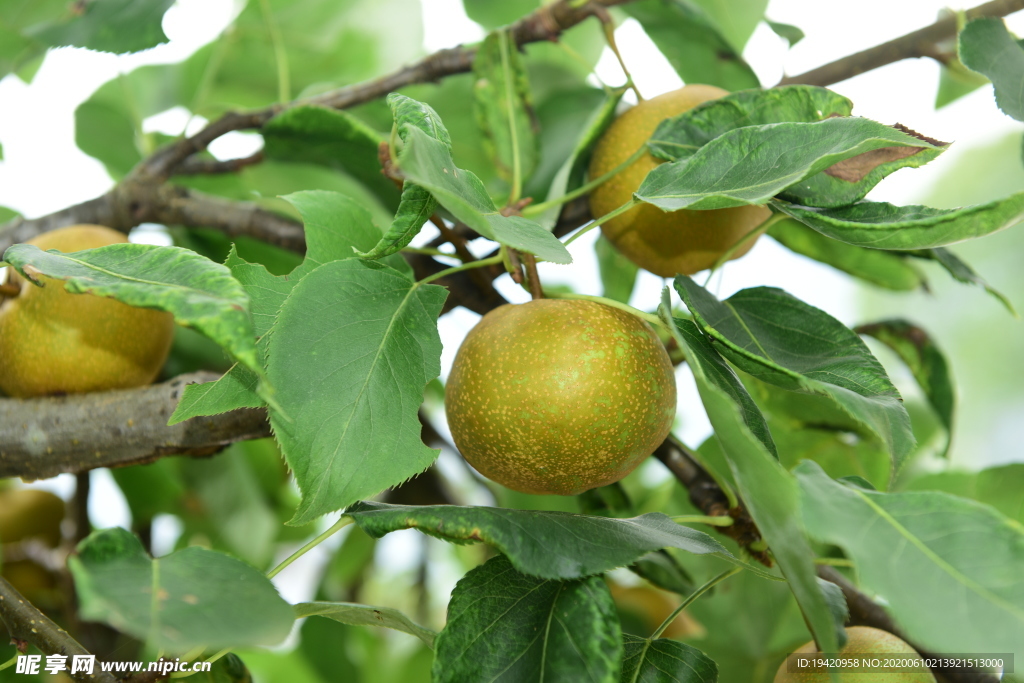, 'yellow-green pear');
445,299,676,495
0,225,174,397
